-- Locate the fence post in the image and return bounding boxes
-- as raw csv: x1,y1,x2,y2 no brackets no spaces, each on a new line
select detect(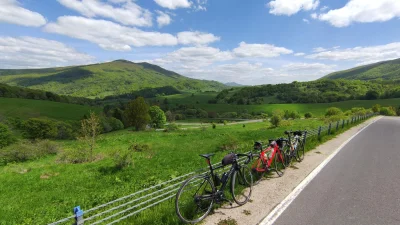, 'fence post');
74,206,84,225
318,126,322,138
328,123,332,135
342,120,345,129
336,121,339,131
